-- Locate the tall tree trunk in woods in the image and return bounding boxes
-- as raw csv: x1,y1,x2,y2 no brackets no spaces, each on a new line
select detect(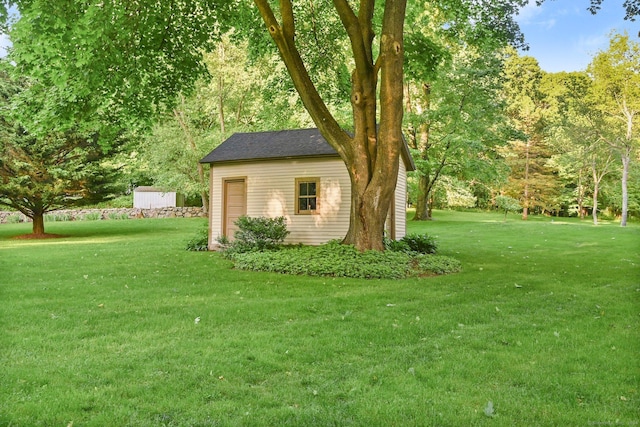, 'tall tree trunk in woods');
620,150,629,227
522,140,530,220
590,149,614,226
577,168,585,220
413,83,432,221
592,174,600,226
218,43,226,137
254,0,407,251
